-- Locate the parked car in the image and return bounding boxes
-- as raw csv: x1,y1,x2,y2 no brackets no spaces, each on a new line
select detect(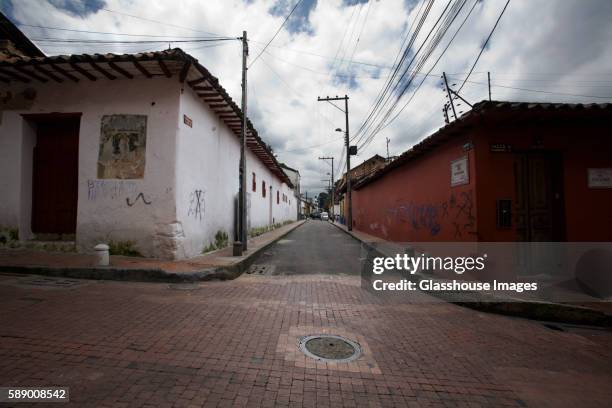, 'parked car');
321,212,329,221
